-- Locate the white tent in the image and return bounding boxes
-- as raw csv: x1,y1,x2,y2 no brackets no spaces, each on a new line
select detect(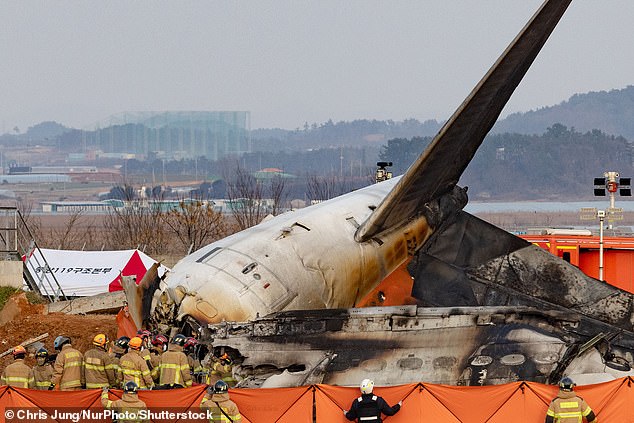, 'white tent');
25,248,169,297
